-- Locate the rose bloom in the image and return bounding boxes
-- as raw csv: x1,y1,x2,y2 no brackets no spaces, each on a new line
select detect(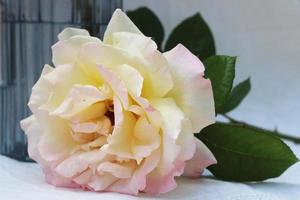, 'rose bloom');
20,9,216,195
